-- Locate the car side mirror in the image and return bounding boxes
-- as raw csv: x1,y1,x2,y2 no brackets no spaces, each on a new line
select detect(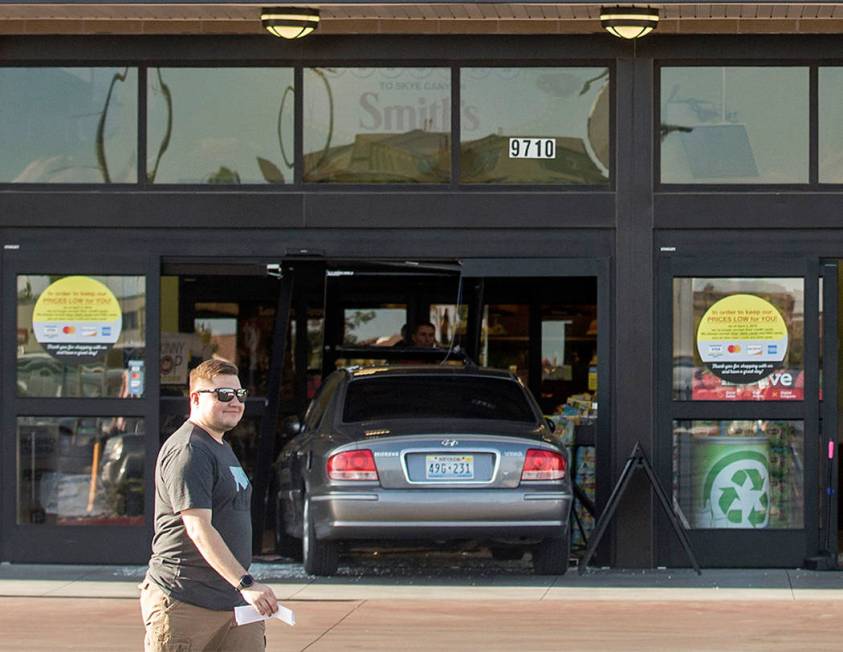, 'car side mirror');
544,417,556,433
282,416,303,438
